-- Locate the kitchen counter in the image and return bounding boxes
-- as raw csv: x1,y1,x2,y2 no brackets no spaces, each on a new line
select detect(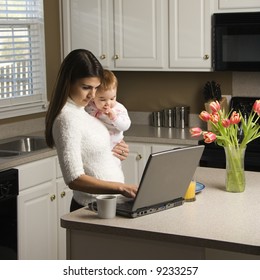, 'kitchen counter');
61,167,260,260
0,125,200,170
124,124,200,145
